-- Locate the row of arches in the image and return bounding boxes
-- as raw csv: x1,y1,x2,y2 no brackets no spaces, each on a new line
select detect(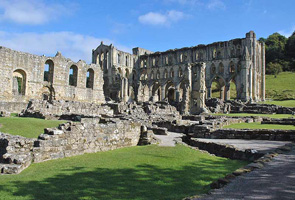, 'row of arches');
43,60,96,89
209,76,238,100
210,61,239,75
140,67,184,81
